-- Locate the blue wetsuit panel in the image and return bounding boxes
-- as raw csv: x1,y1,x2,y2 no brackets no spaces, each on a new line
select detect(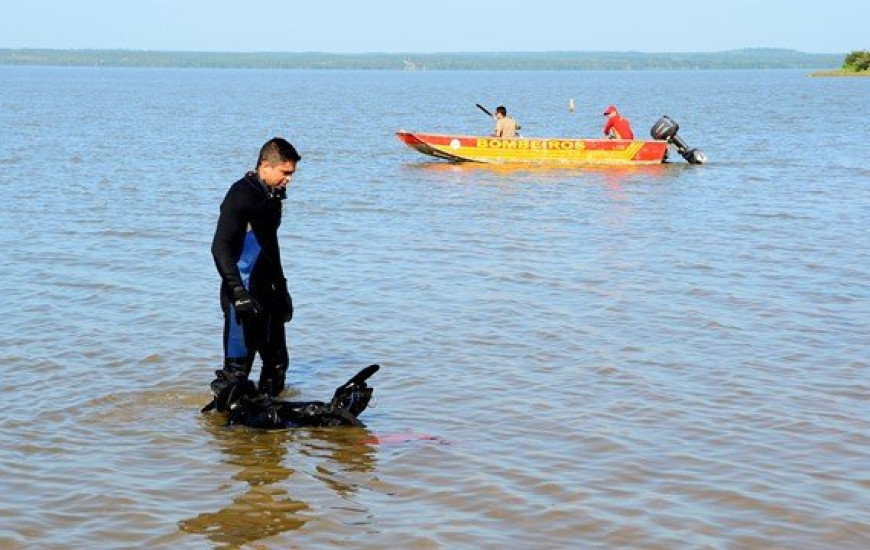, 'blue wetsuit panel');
227,231,262,358
237,231,261,291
